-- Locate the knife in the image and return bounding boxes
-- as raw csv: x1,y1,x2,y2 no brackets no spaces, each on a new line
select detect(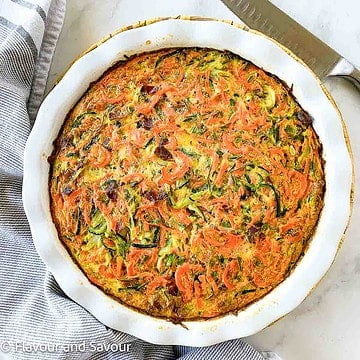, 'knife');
221,0,360,90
